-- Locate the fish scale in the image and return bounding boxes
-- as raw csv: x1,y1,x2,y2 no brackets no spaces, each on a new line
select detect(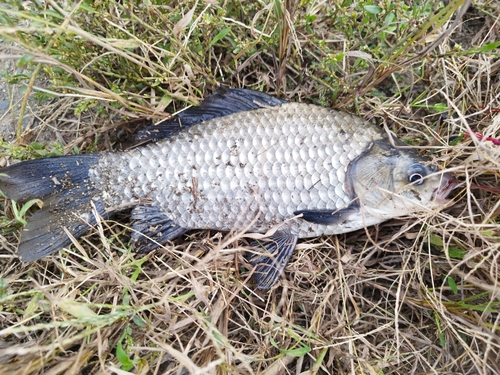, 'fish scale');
0,88,453,289
89,102,383,238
